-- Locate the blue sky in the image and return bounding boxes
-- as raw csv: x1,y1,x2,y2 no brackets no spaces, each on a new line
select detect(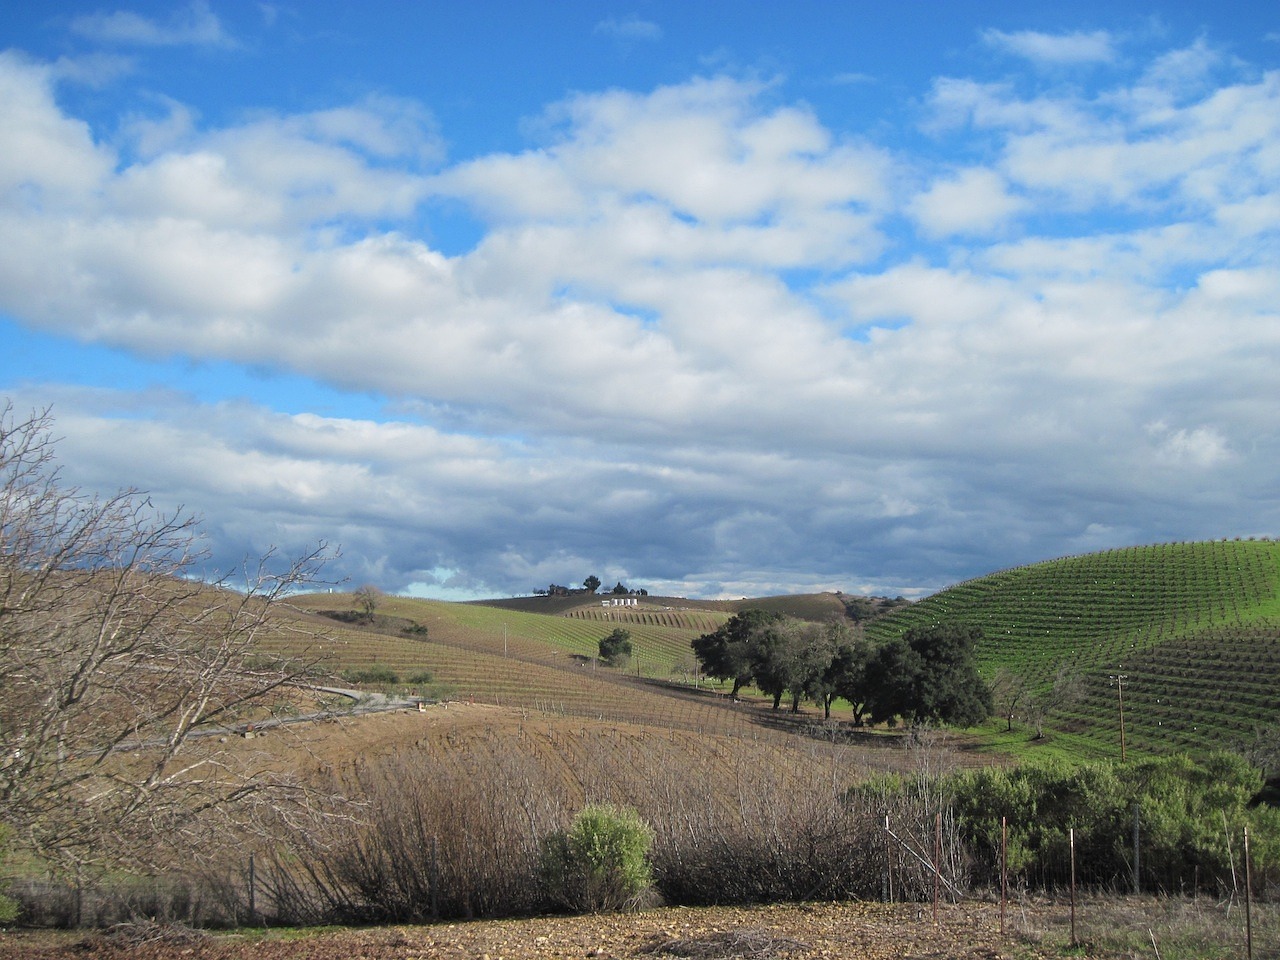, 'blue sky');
2,1,1278,600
